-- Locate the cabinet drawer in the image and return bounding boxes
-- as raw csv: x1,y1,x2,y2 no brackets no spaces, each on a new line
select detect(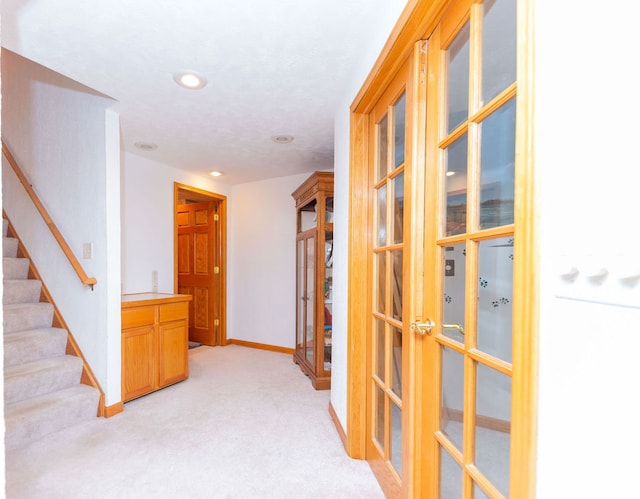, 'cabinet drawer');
122,306,155,329
159,301,188,323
